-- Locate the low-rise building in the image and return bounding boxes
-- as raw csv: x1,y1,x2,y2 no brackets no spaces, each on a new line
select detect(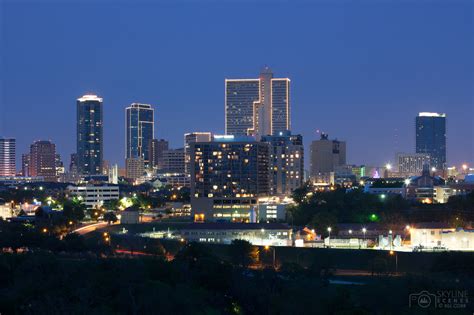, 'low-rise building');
410,223,474,250
179,223,292,246
67,184,119,209
120,206,140,224
257,196,293,222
